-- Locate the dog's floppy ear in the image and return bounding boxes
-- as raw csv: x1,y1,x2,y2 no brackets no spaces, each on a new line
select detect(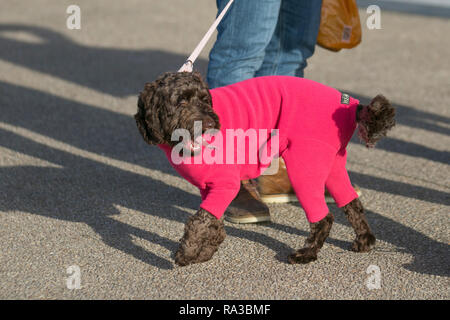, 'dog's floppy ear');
134,84,164,145
134,111,156,145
